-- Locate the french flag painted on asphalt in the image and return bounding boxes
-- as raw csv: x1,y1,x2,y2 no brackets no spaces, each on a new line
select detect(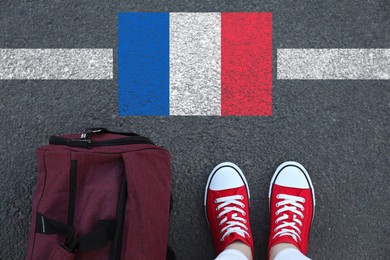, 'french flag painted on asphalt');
118,12,272,116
